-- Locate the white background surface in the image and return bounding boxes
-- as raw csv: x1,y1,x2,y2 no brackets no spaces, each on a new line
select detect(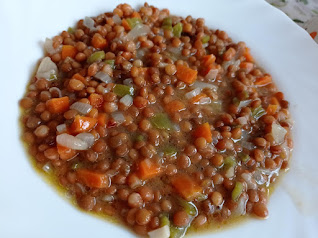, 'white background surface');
0,0,318,237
